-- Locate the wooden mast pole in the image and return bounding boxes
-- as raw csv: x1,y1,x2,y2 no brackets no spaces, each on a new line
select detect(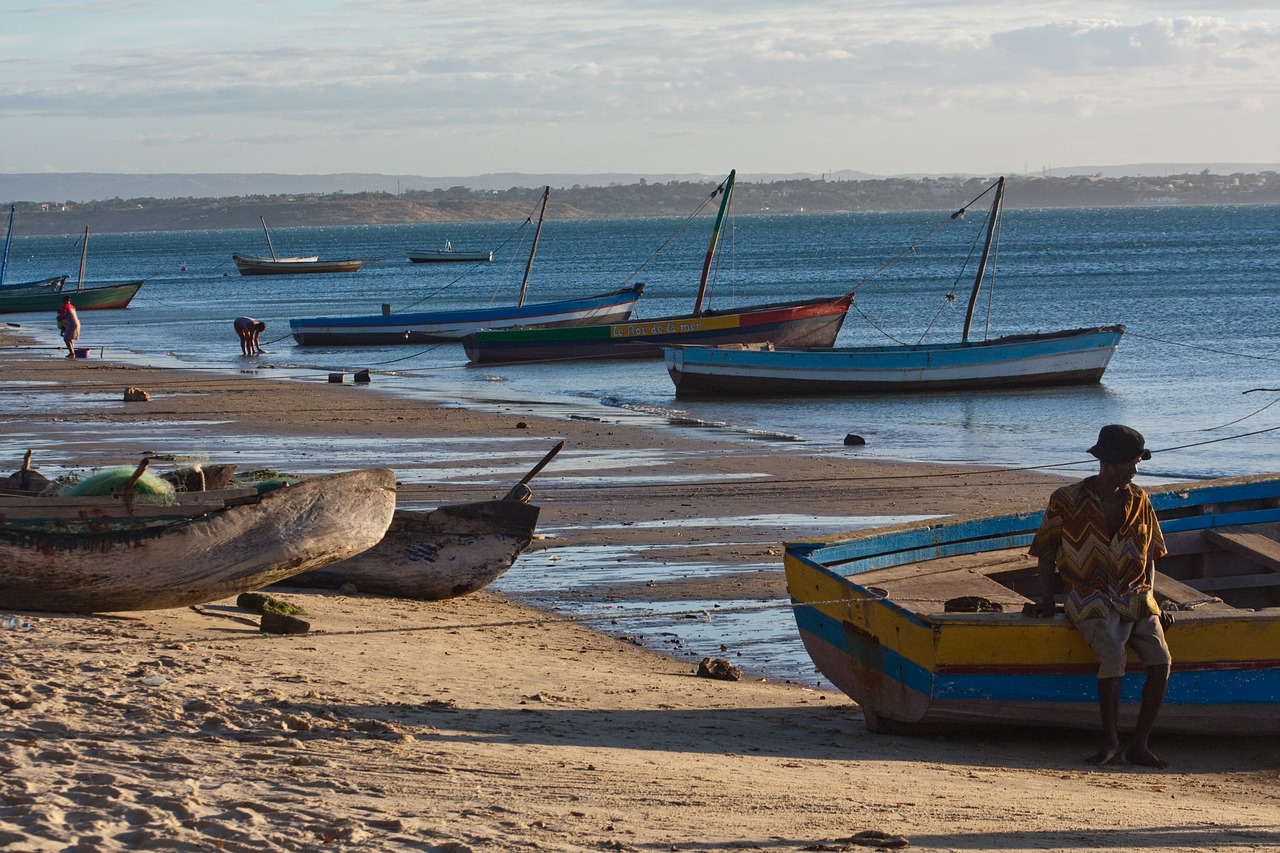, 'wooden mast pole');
694,170,735,315
962,176,1005,343
517,187,550,308
260,217,278,261
0,206,13,287
76,227,89,291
